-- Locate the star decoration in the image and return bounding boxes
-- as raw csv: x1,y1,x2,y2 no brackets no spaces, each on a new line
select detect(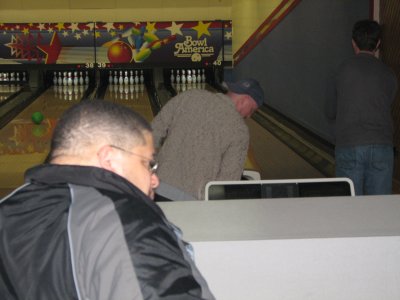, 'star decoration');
146,22,156,33
118,24,124,30
6,35,23,57
104,22,115,32
38,23,46,31
224,31,232,40
86,23,94,30
70,23,80,32
62,31,69,37
193,21,211,38
95,31,101,38
74,33,81,40
167,22,183,36
110,31,116,37
22,28,30,35
82,29,89,36
56,23,65,31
